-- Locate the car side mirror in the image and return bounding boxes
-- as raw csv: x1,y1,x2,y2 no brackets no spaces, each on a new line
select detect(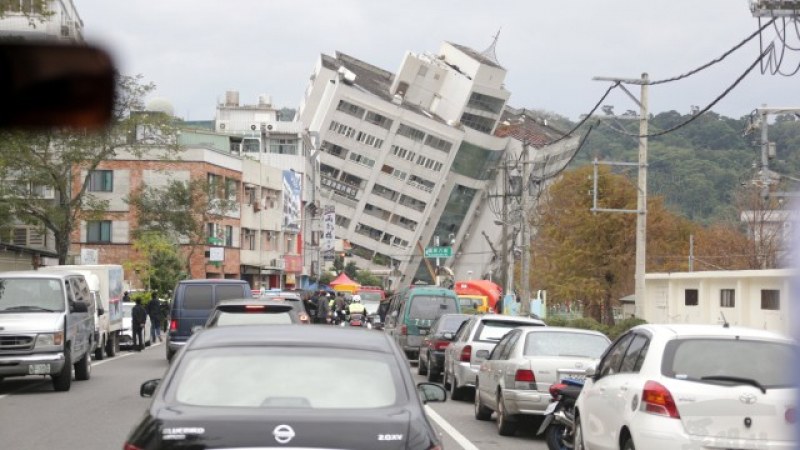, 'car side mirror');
140,379,160,398
97,307,105,316
417,382,447,403
585,365,597,379
70,302,88,313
